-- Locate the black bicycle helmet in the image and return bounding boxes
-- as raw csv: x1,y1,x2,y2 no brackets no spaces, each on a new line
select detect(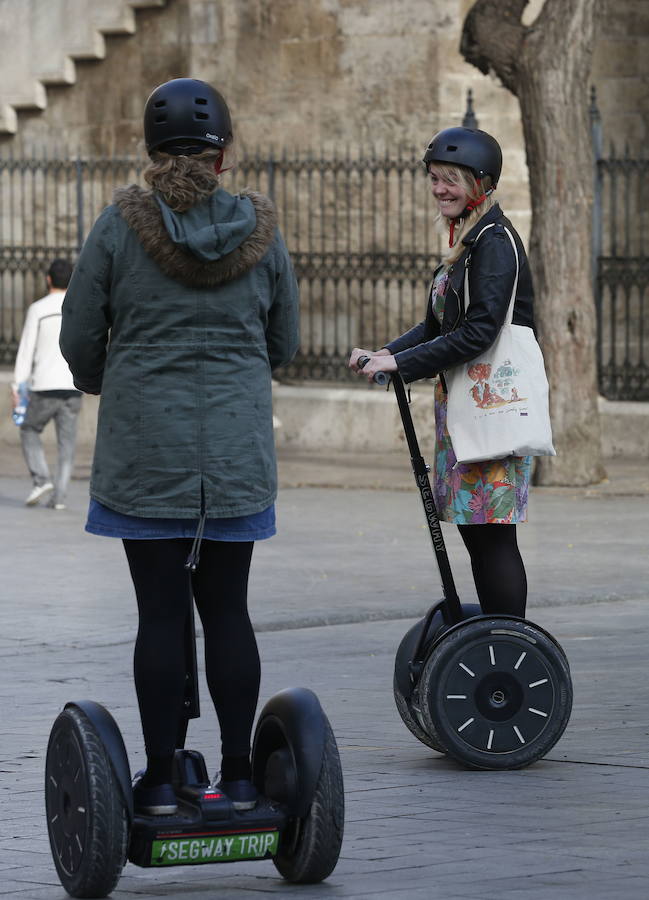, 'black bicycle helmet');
144,78,232,156
423,126,502,186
